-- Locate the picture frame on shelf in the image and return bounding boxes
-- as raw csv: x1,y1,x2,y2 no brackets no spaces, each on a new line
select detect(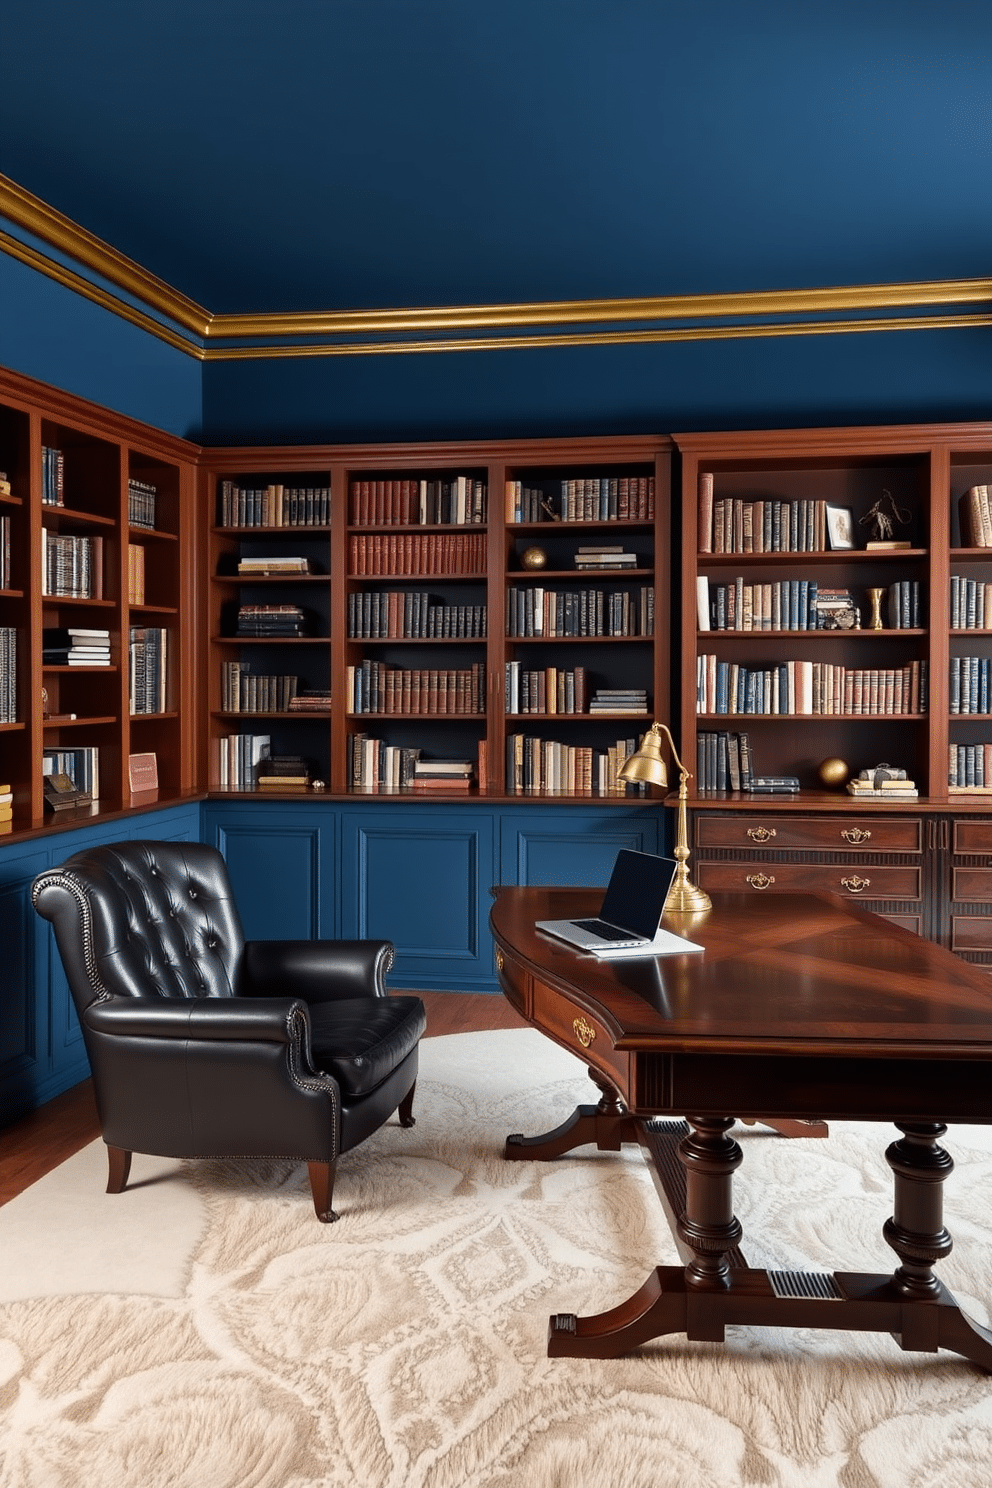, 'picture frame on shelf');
825,504,855,550
128,752,159,793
